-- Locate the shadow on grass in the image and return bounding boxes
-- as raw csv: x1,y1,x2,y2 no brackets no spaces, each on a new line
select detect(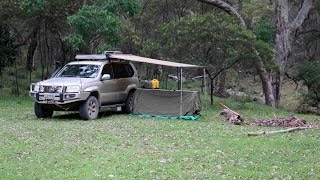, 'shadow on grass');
52,111,125,121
